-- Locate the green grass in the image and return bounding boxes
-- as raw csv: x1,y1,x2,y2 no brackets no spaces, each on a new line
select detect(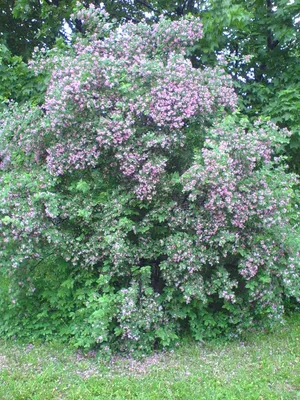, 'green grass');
0,314,299,400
